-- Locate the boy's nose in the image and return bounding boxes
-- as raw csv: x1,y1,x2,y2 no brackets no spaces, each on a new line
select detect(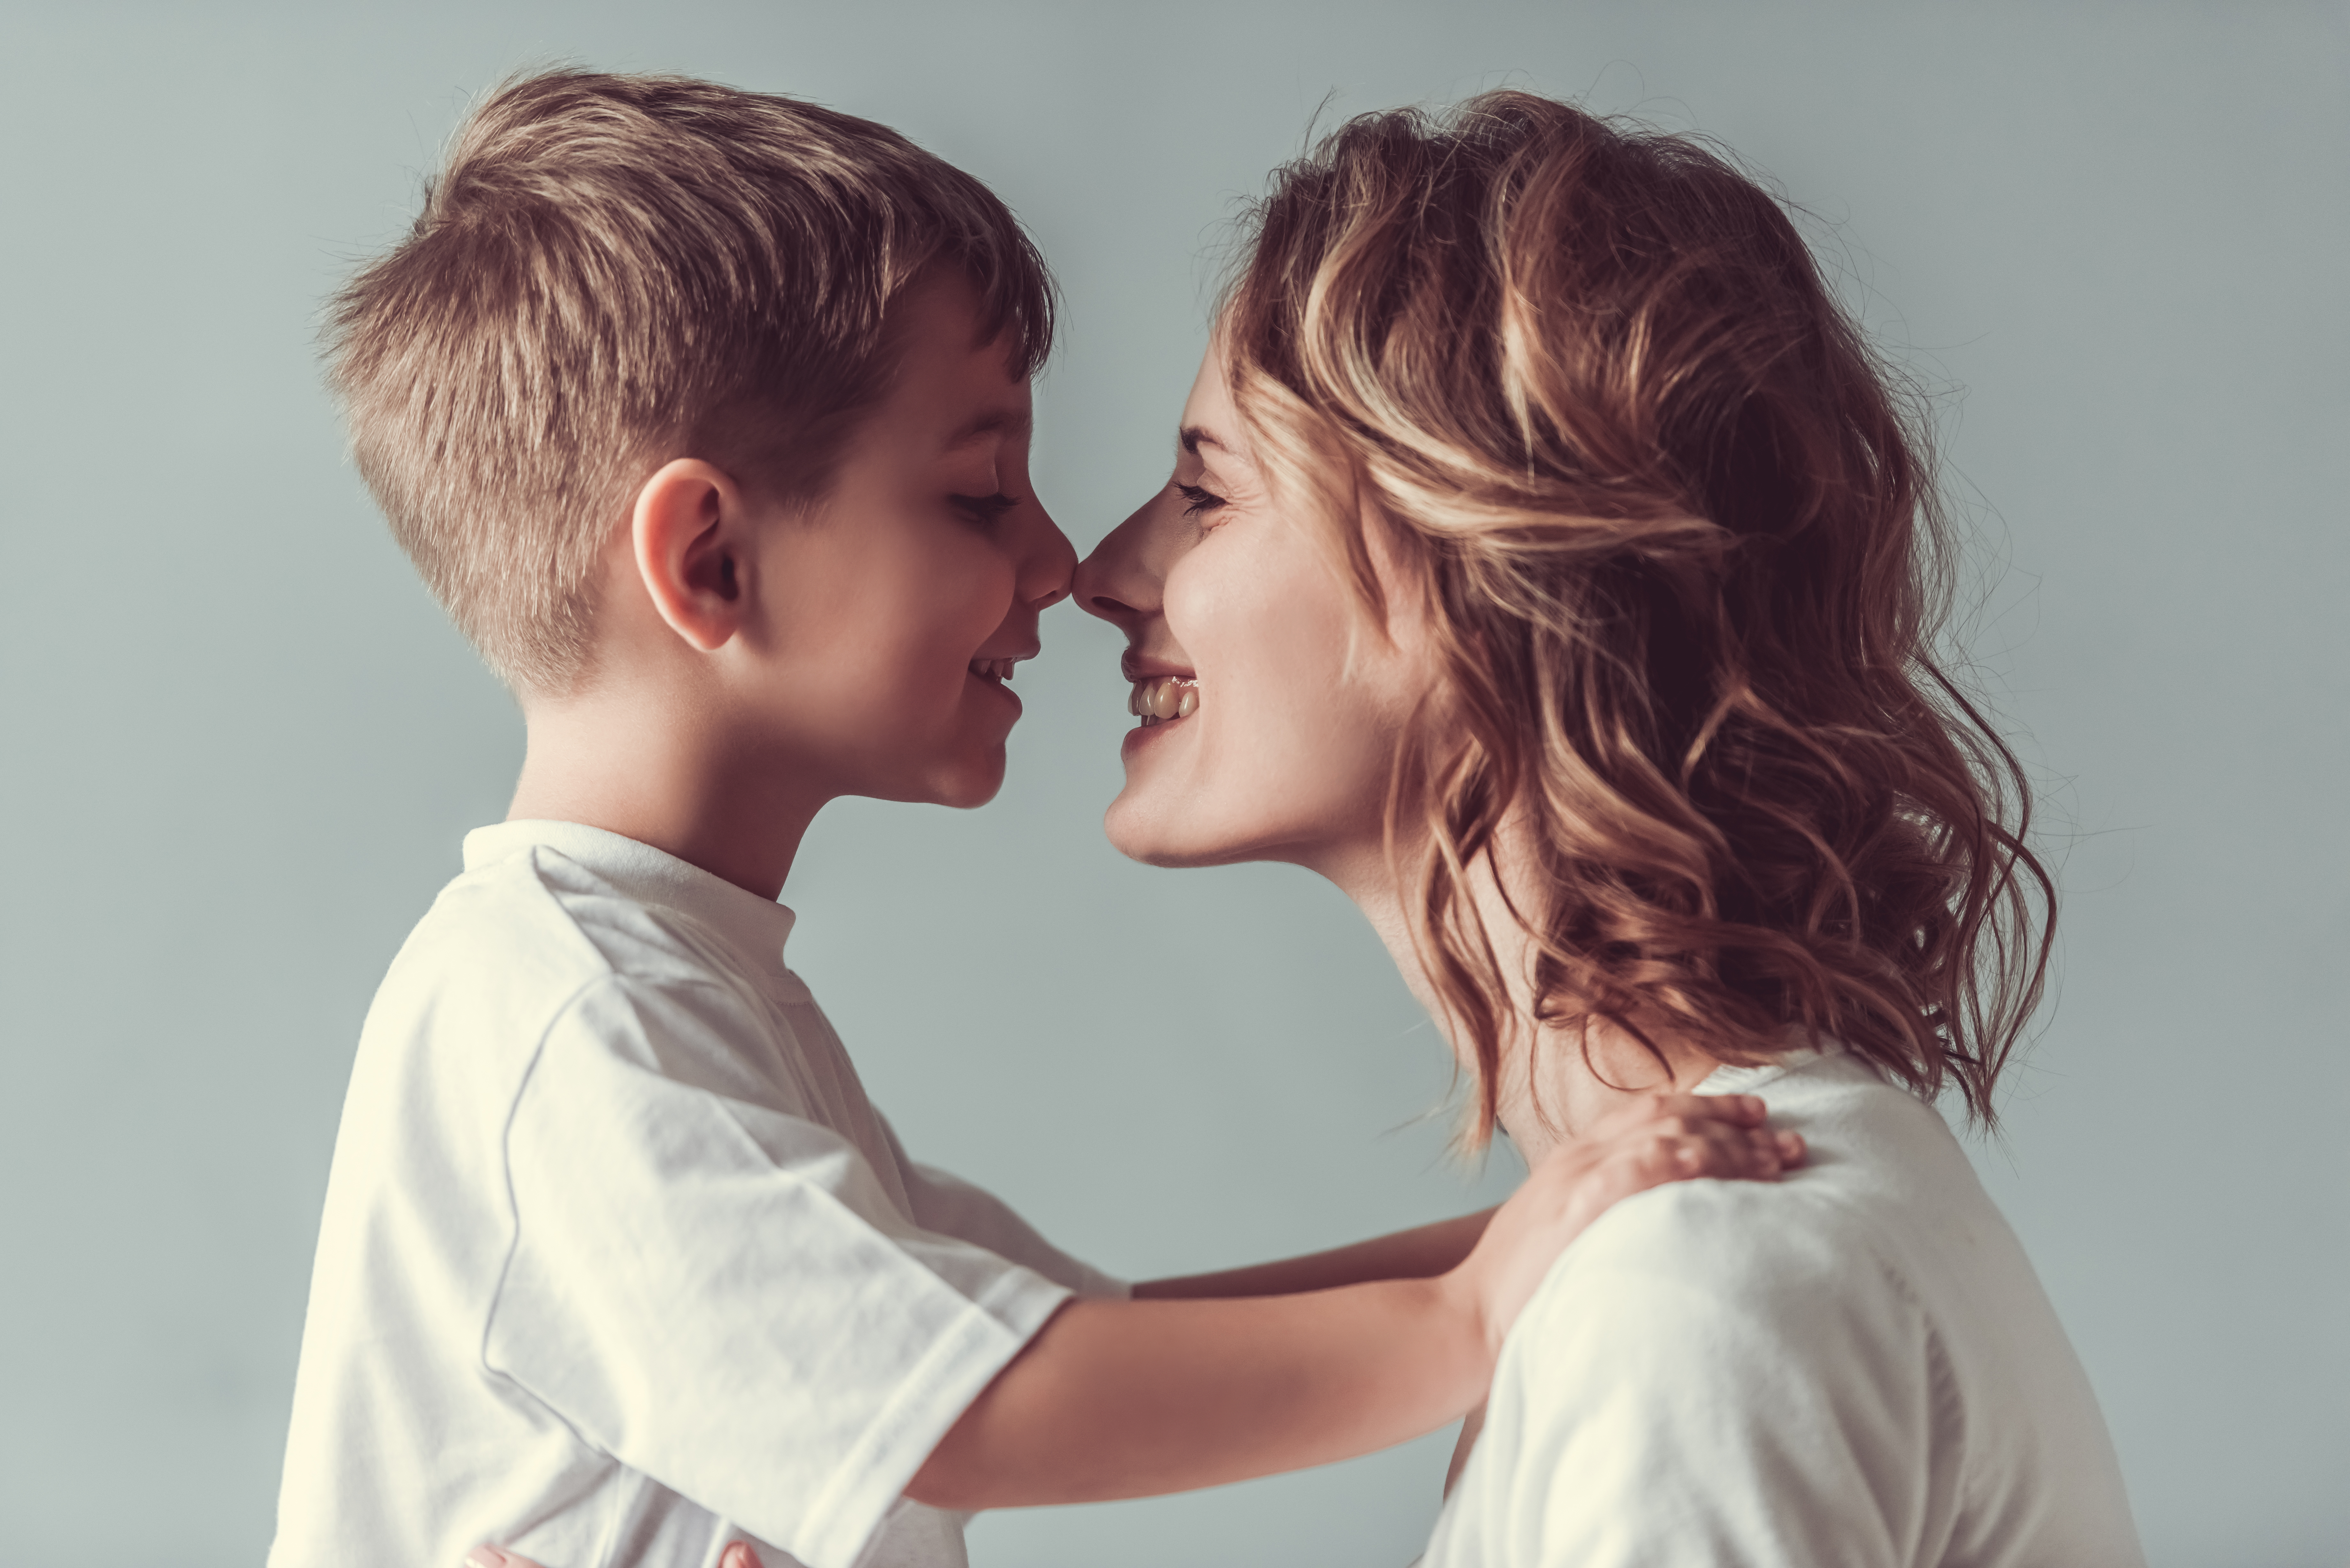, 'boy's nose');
1018,499,1078,610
